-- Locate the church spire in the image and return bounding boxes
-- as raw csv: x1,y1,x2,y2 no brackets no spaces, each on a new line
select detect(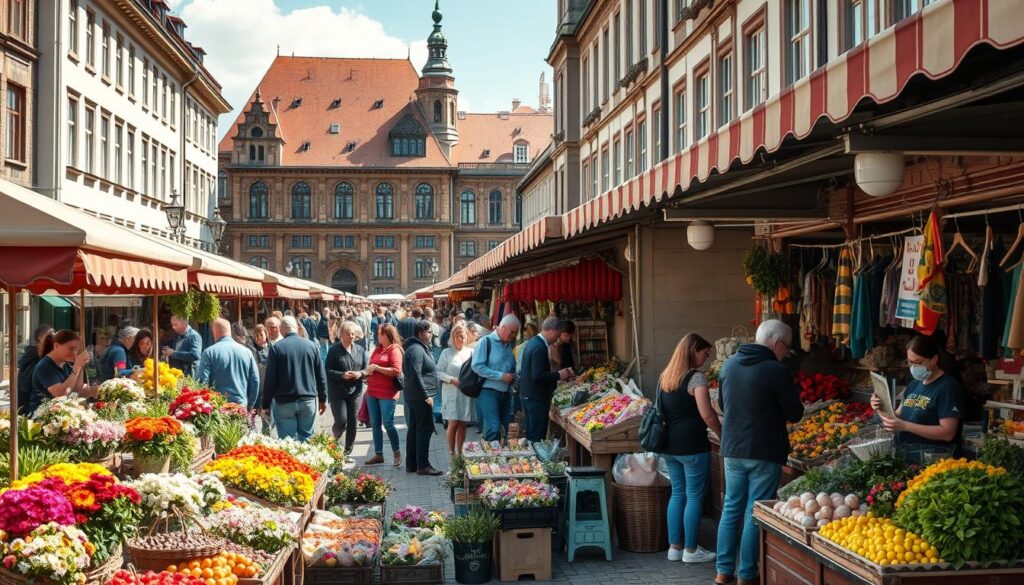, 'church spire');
421,0,452,77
